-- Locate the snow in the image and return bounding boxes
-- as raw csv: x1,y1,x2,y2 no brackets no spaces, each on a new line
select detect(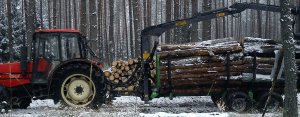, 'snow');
3,95,300,117
140,112,229,117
